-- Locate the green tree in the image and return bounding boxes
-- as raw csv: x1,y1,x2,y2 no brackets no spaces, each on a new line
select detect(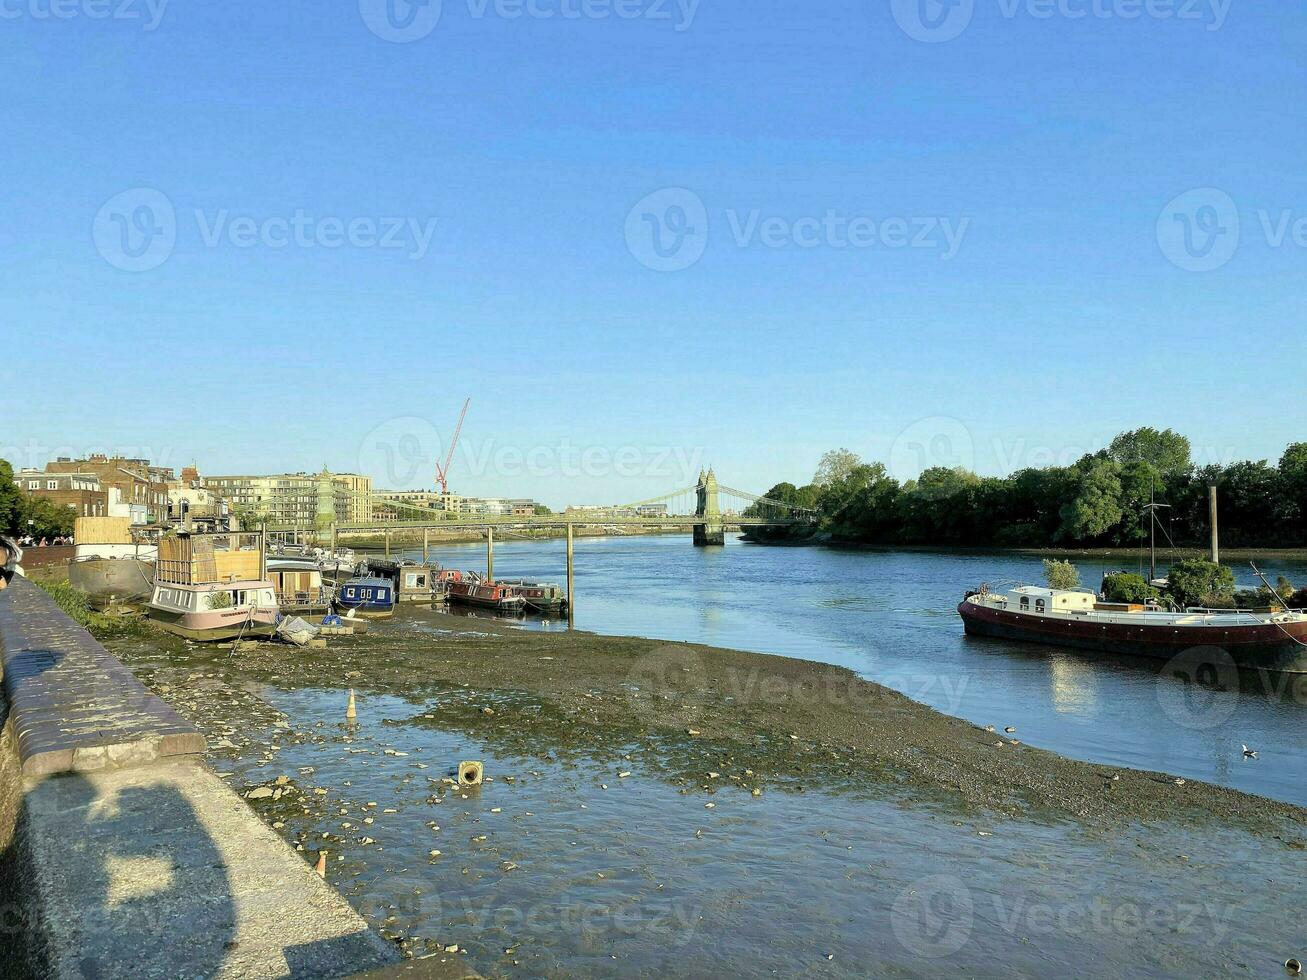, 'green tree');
21,496,75,538
533,503,553,516
0,459,23,535
1166,559,1235,608
813,449,863,488
1115,460,1164,545
1101,572,1158,604
1043,559,1081,590
1277,443,1307,539
1108,428,1192,480
1058,459,1123,542
231,504,274,530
